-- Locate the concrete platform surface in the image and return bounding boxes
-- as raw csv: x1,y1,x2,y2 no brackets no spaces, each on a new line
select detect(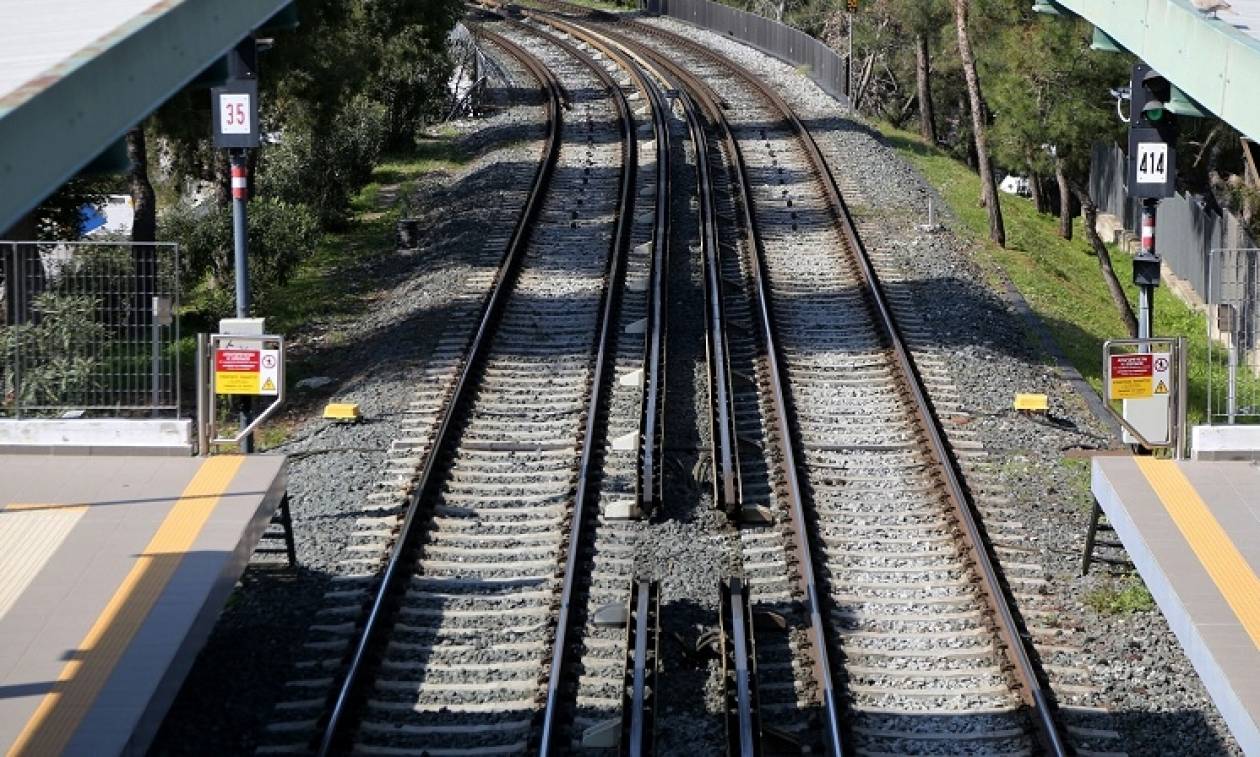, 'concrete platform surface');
1092,456,1260,753
0,454,286,756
